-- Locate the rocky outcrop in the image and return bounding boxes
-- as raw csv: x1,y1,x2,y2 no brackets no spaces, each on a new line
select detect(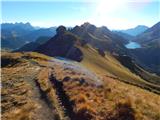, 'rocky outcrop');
35,26,83,62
